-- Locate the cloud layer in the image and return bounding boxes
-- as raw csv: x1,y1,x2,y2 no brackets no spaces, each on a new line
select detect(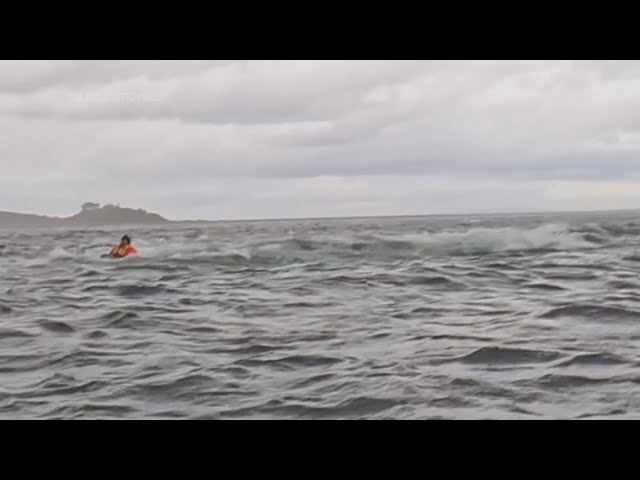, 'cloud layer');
1,60,639,219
